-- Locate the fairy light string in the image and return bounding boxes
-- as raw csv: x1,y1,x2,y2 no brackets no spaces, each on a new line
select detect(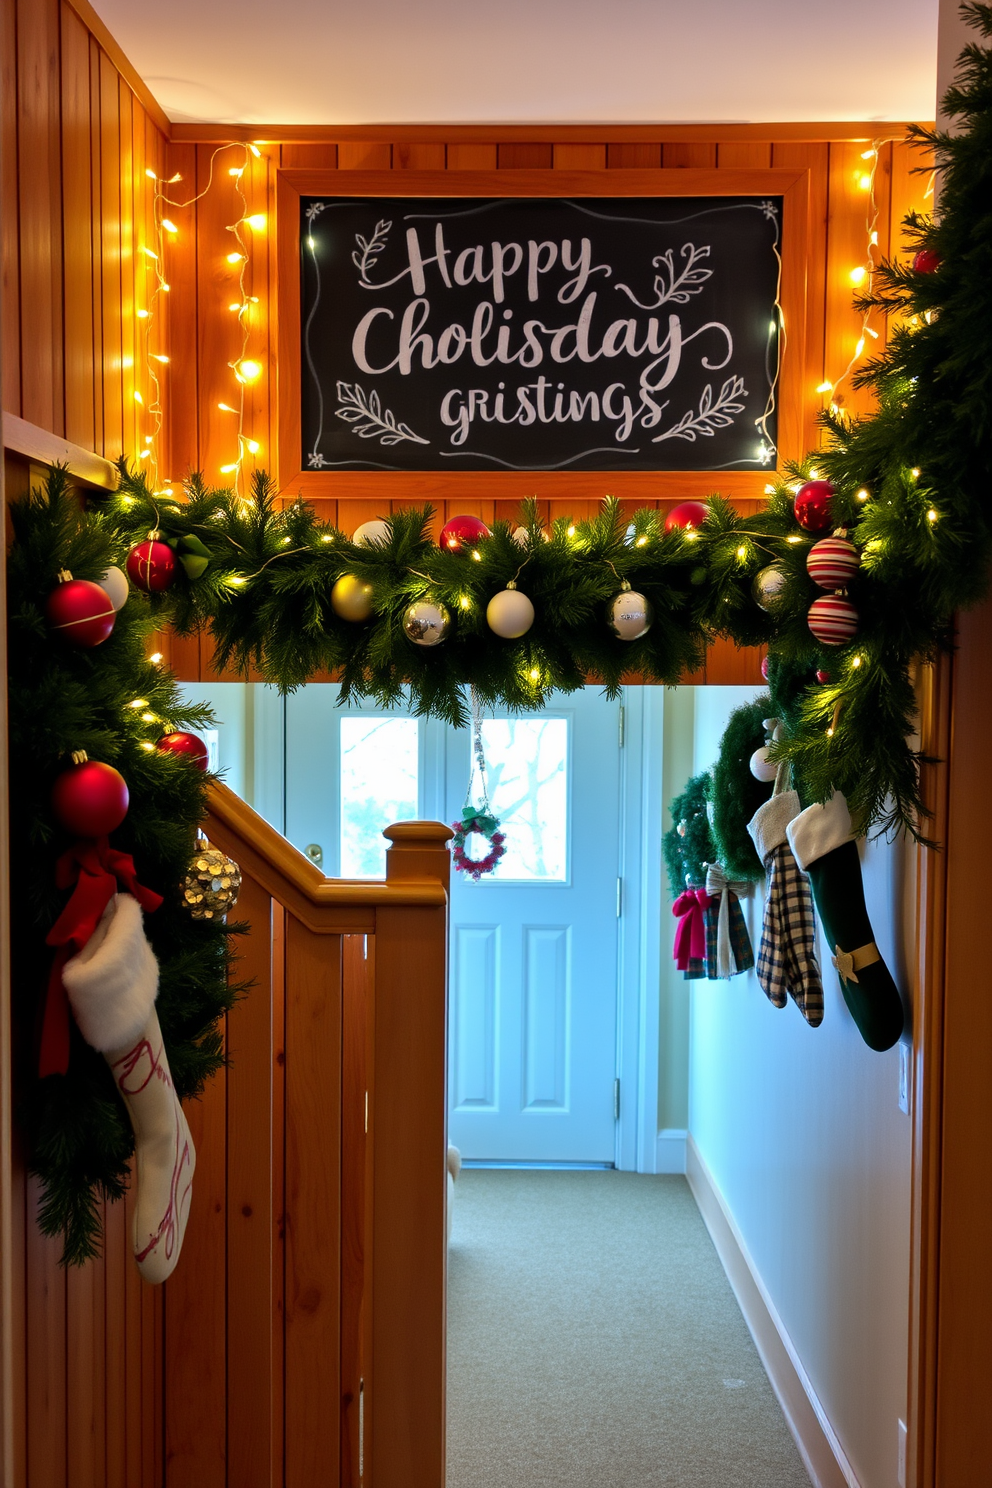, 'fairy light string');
139,141,266,501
